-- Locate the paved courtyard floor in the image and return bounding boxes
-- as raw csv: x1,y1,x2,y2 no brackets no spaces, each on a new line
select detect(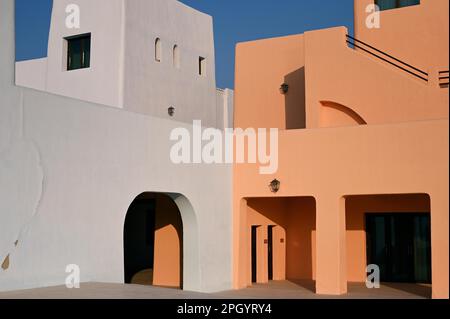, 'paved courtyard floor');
0,280,431,299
